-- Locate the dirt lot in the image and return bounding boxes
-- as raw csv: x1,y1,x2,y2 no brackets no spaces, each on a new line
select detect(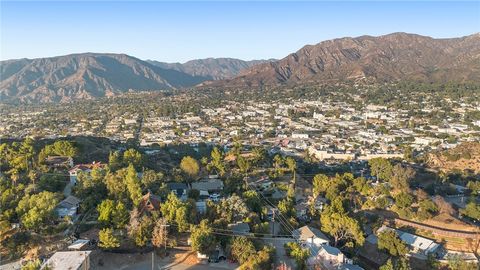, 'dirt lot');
424,213,479,232
90,249,239,270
